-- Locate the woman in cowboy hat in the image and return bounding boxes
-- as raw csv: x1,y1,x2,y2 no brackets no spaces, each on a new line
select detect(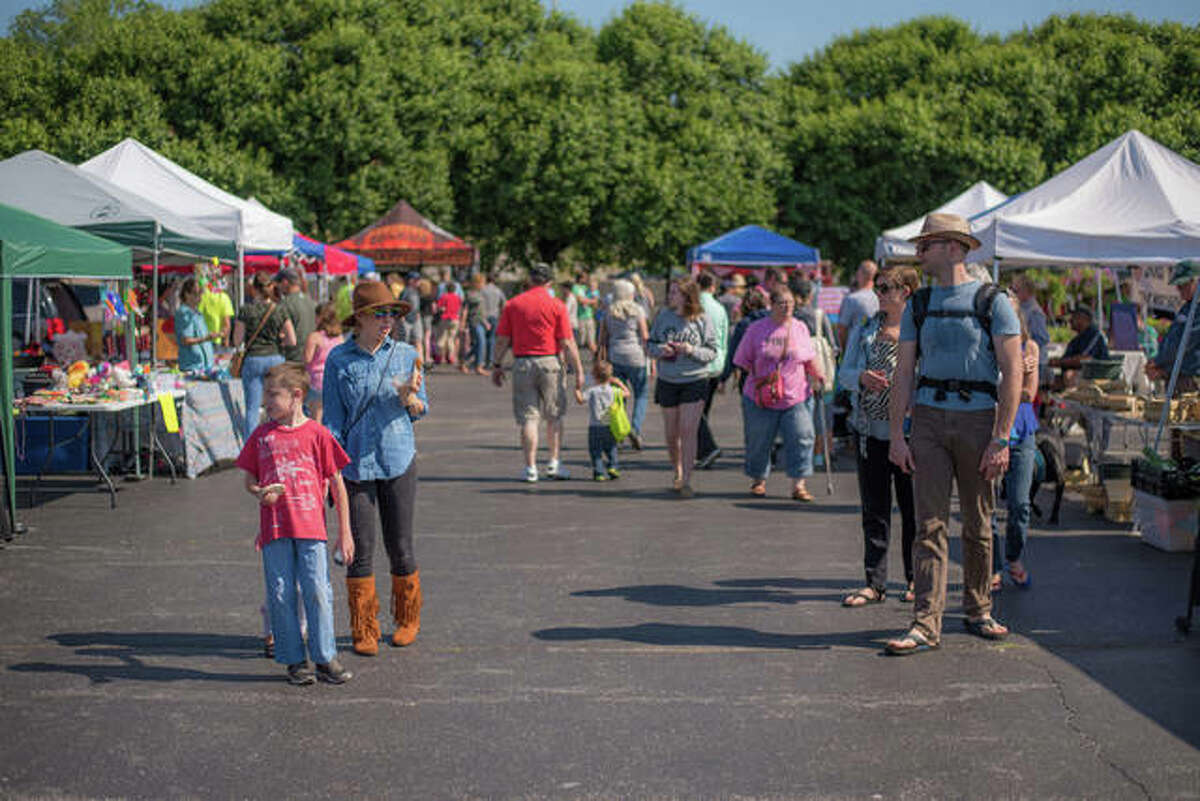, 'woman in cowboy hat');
322,280,429,656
